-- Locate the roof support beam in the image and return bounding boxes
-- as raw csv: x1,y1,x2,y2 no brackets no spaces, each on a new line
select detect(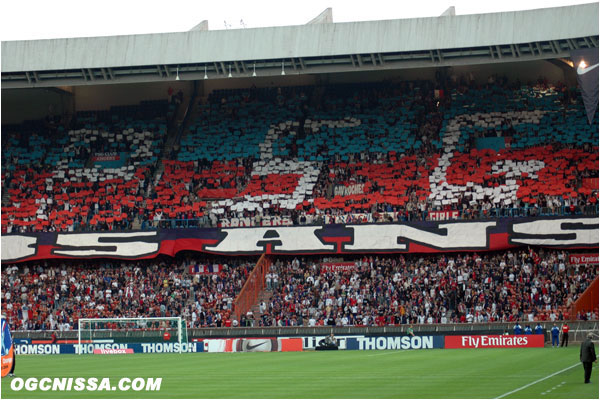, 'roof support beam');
552,40,561,53
356,54,363,66
536,42,543,55
220,62,227,76
378,53,385,65
565,39,574,50
569,38,579,49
